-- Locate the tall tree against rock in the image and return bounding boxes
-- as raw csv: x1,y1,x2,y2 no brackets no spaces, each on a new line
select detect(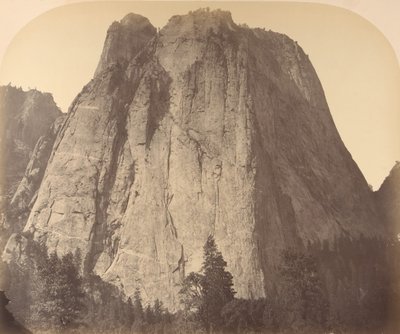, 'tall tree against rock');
133,287,144,320
179,235,235,331
144,304,155,325
131,287,146,332
277,248,328,331
201,235,236,331
152,299,164,323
